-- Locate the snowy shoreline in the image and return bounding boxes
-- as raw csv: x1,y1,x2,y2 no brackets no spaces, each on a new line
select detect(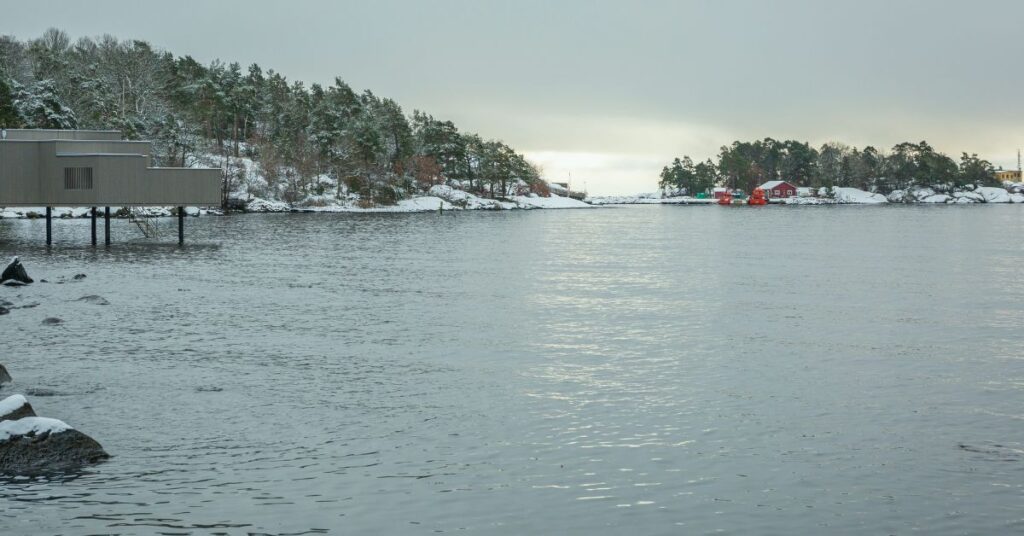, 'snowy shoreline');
588,185,1024,206
0,188,592,219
